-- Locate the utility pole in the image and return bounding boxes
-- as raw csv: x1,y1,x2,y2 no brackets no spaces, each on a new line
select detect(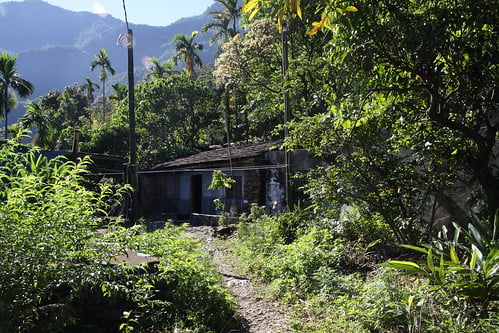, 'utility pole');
282,20,291,210
121,0,138,224
127,28,138,224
